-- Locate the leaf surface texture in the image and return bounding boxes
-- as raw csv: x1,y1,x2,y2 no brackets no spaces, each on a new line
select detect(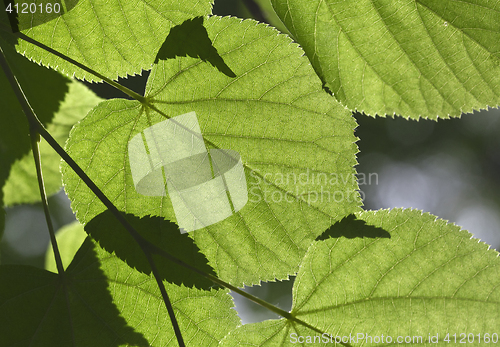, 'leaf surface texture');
15,0,214,80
